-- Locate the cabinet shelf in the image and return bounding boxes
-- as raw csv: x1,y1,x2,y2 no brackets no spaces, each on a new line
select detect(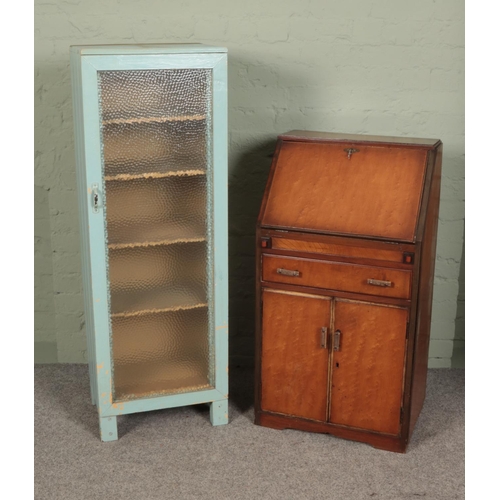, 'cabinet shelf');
110,285,208,317
102,117,207,177
108,241,208,317
108,236,206,251
105,175,207,249
112,305,212,400
107,218,206,250
102,114,206,126
111,302,207,319
105,169,205,182
114,360,212,401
